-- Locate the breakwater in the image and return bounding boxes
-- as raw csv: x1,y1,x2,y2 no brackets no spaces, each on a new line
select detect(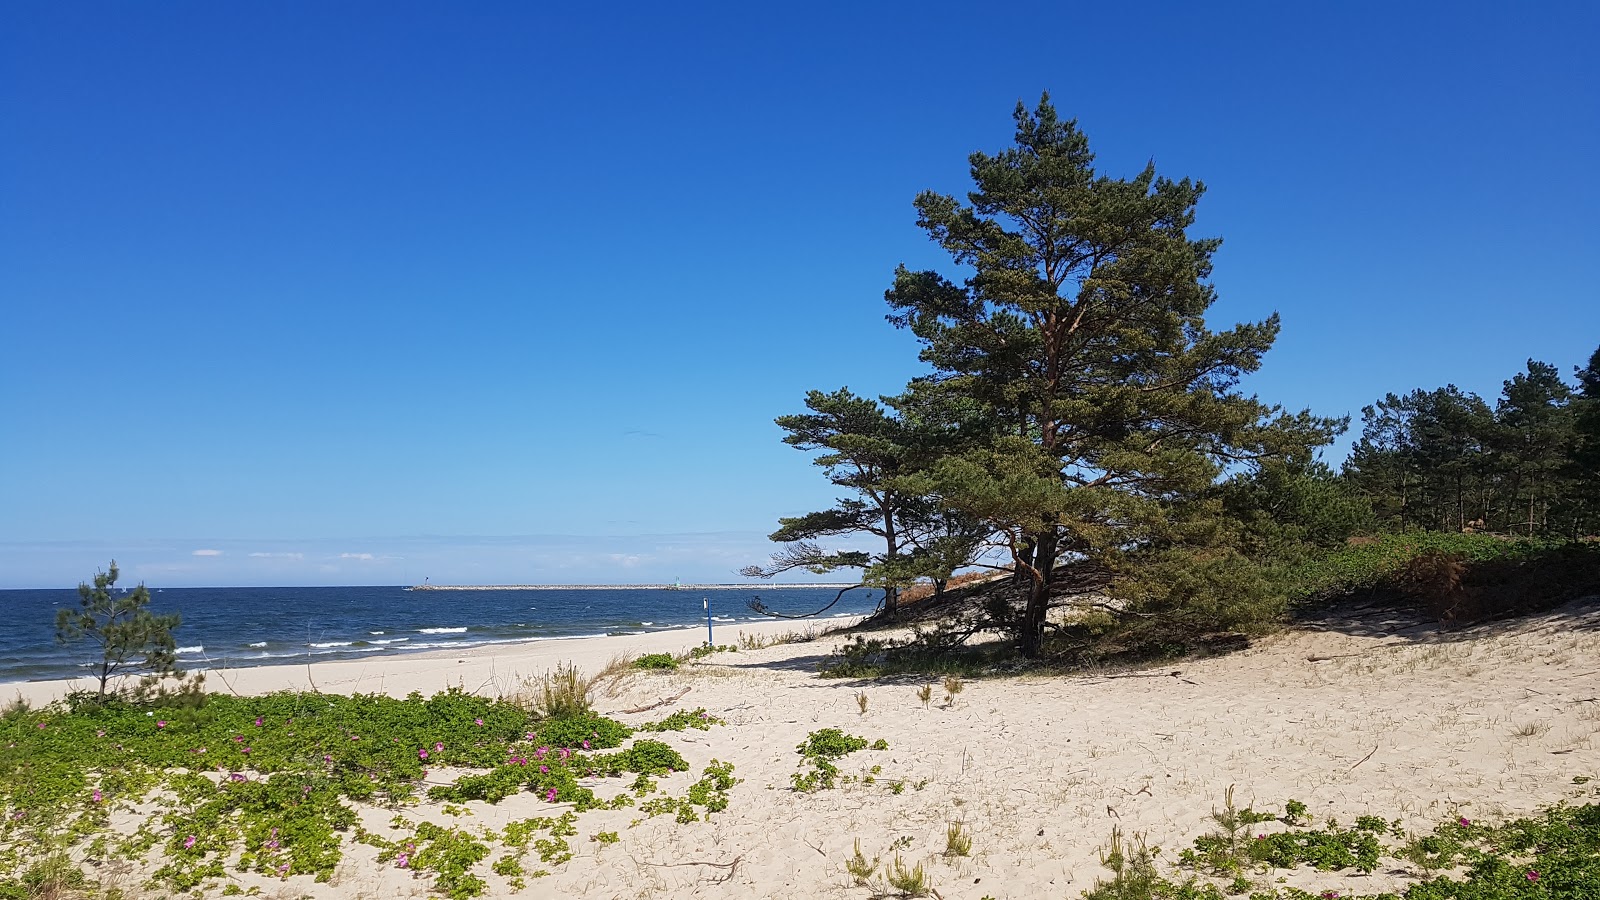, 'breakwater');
407,583,856,591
